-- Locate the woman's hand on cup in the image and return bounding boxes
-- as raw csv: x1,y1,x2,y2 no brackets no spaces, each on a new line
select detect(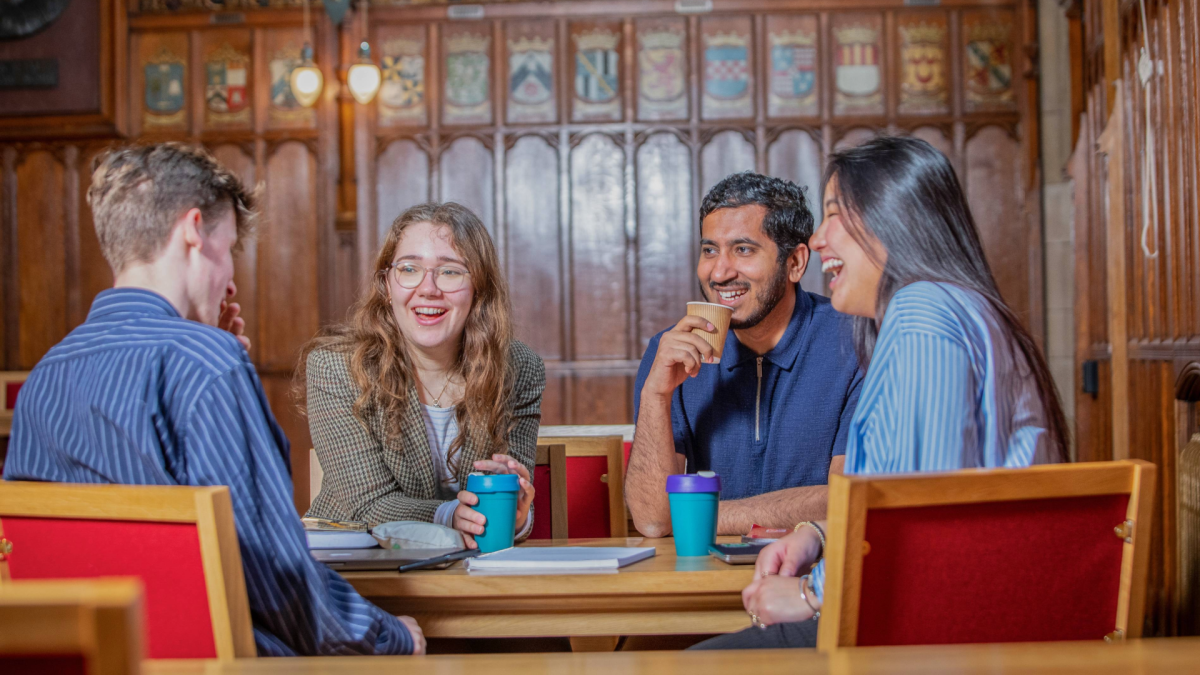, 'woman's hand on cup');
452,490,485,549
472,454,535,534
